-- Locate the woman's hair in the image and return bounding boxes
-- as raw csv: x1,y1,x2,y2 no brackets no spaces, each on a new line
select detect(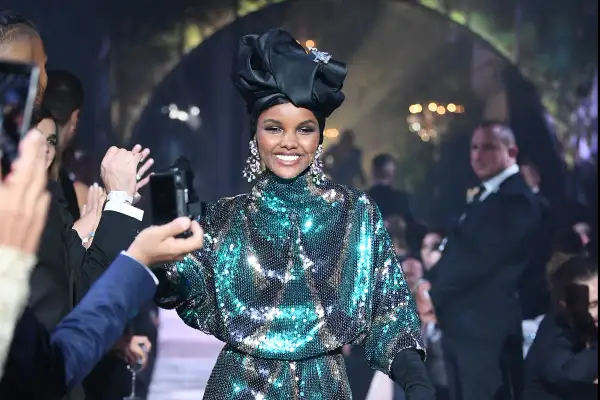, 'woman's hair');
34,106,61,180
386,215,409,252
547,253,597,309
